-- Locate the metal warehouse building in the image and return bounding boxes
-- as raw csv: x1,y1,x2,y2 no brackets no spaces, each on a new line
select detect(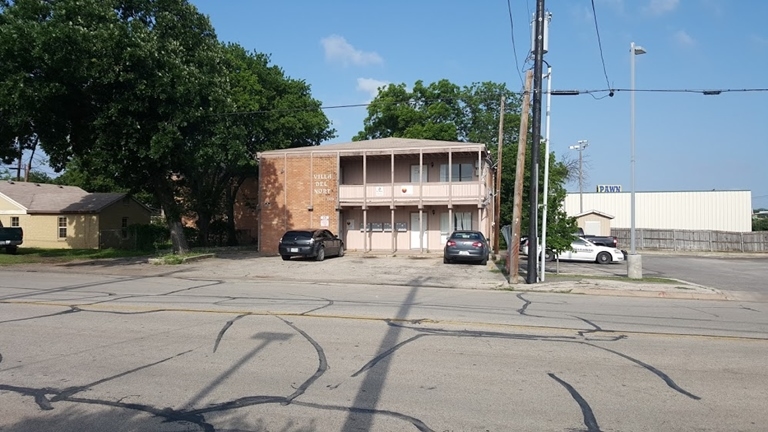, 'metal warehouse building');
564,190,753,232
